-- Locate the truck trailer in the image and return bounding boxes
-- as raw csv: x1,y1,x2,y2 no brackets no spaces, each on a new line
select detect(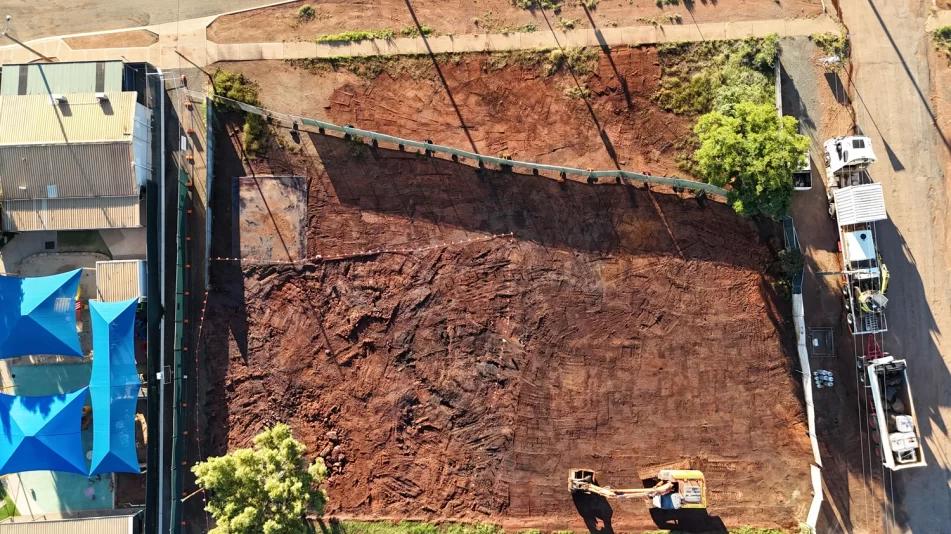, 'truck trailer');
867,357,926,470
824,137,889,335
